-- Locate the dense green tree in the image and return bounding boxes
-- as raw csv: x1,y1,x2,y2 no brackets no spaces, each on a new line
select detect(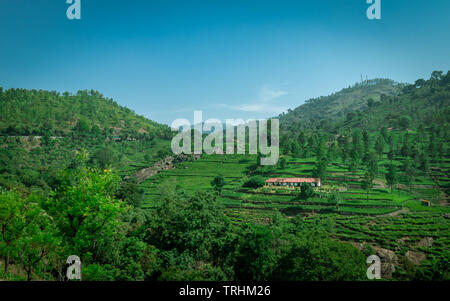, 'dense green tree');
352,130,364,157
414,257,449,281
211,175,226,195
17,206,60,281
380,127,388,141
90,147,115,169
0,190,59,278
74,118,91,136
327,142,339,162
234,224,279,281
243,176,266,189
116,177,144,208
403,159,416,190
313,157,328,180
0,190,31,274
43,168,128,260
365,151,379,180
388,146,395,162
144,191,234,278
375,135,385,155
361,172,374,202
362,130,370,154
300,184,315,200
297,131,306,146
278,157,287,169
291,141,301,157
273,232,366,281
315,138,326,159
385,164,398,193
398,115,412,130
